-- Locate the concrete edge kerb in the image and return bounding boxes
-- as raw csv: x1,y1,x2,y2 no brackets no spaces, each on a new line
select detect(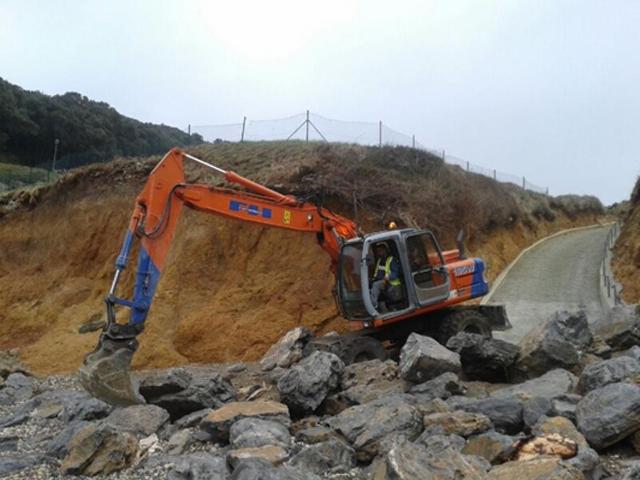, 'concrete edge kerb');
481,222,612,305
